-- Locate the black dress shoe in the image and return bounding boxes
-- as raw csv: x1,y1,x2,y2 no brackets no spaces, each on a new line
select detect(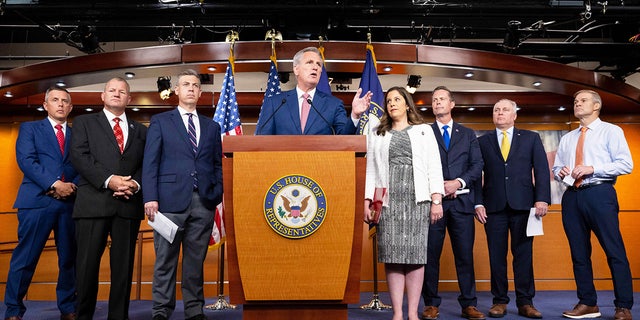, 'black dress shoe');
60,312,77,320
5,316,22,320
152,315,168,320
186,314,207,320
